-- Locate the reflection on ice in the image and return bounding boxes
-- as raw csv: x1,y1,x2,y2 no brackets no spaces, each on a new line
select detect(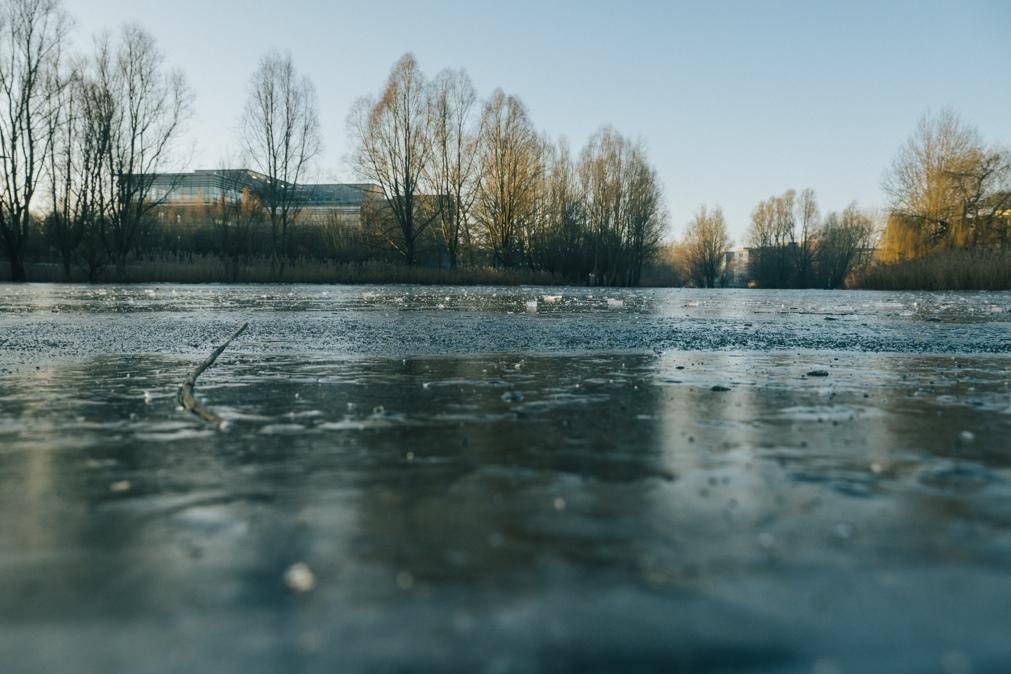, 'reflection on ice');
1,285,1011,672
